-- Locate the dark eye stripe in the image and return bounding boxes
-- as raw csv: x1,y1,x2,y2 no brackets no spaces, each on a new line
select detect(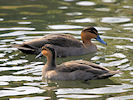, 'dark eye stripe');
91,30,97,35
83,26,98,35
42,48,46,50
87,30,97,35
